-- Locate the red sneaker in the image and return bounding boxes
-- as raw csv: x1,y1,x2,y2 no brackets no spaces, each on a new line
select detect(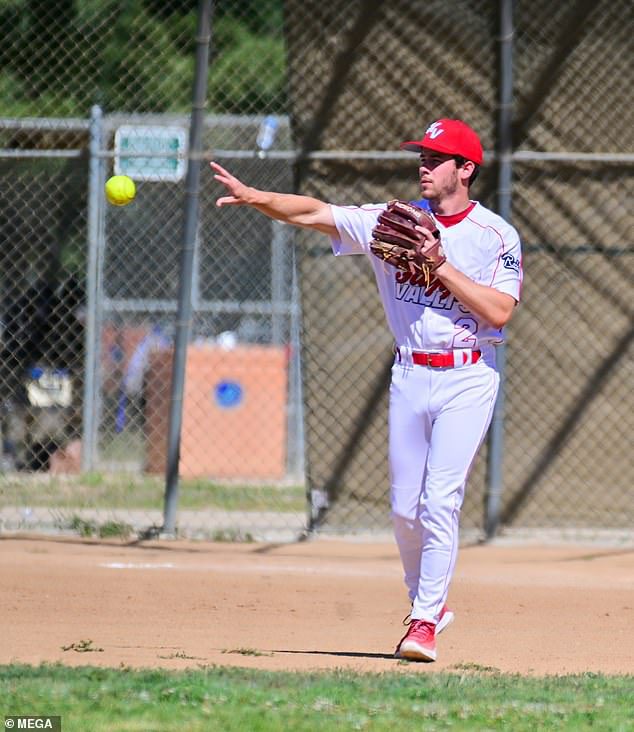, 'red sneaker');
402,604,454,634
395,619,437,662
